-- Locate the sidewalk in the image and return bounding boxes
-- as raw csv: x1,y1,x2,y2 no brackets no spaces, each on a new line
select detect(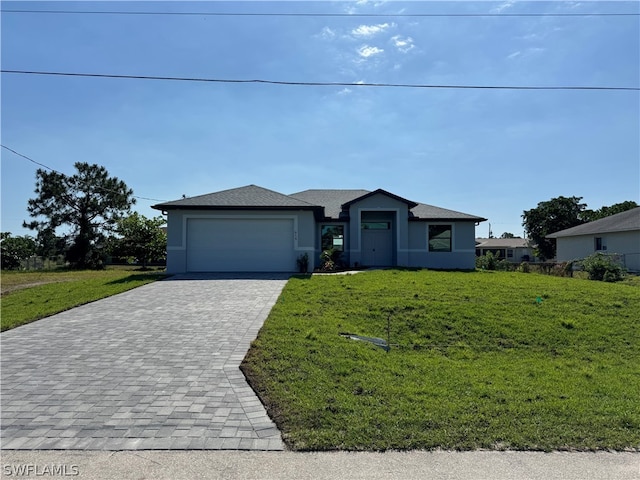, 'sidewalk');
1,450,638,480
